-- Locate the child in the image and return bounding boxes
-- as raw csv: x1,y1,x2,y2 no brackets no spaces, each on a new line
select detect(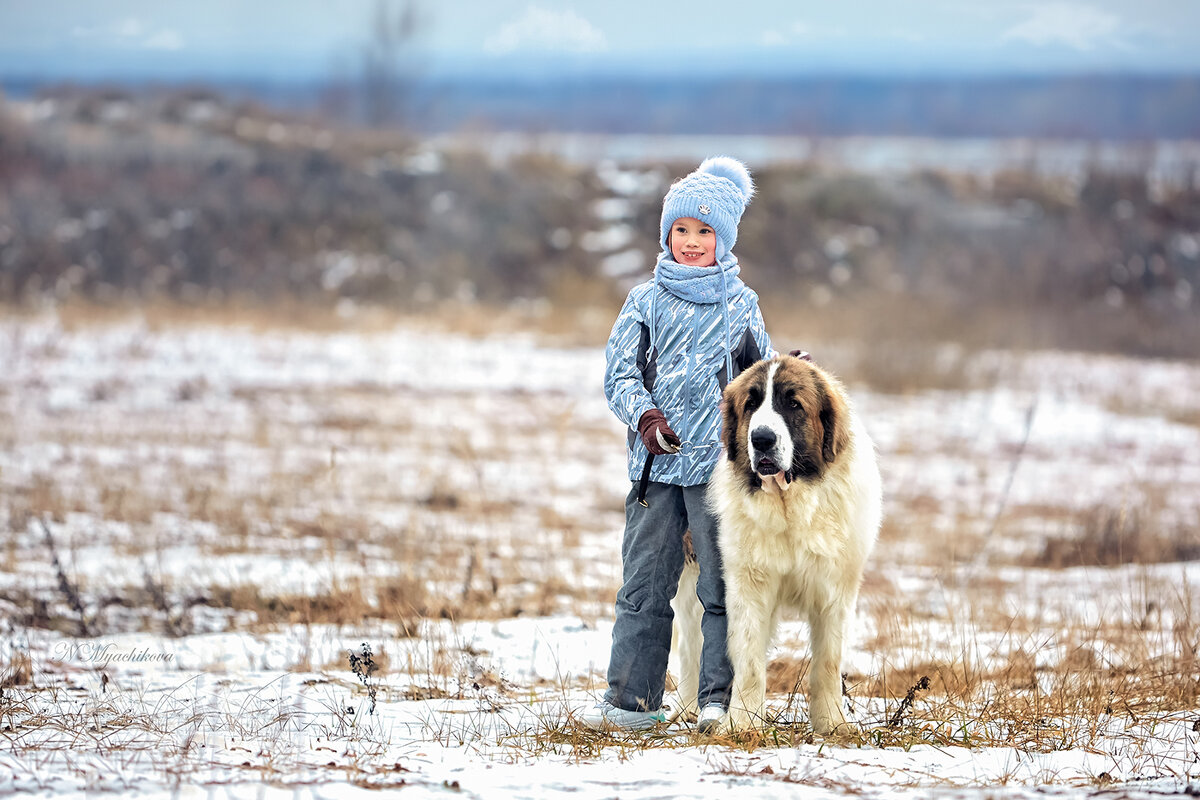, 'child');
584,157,775,731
